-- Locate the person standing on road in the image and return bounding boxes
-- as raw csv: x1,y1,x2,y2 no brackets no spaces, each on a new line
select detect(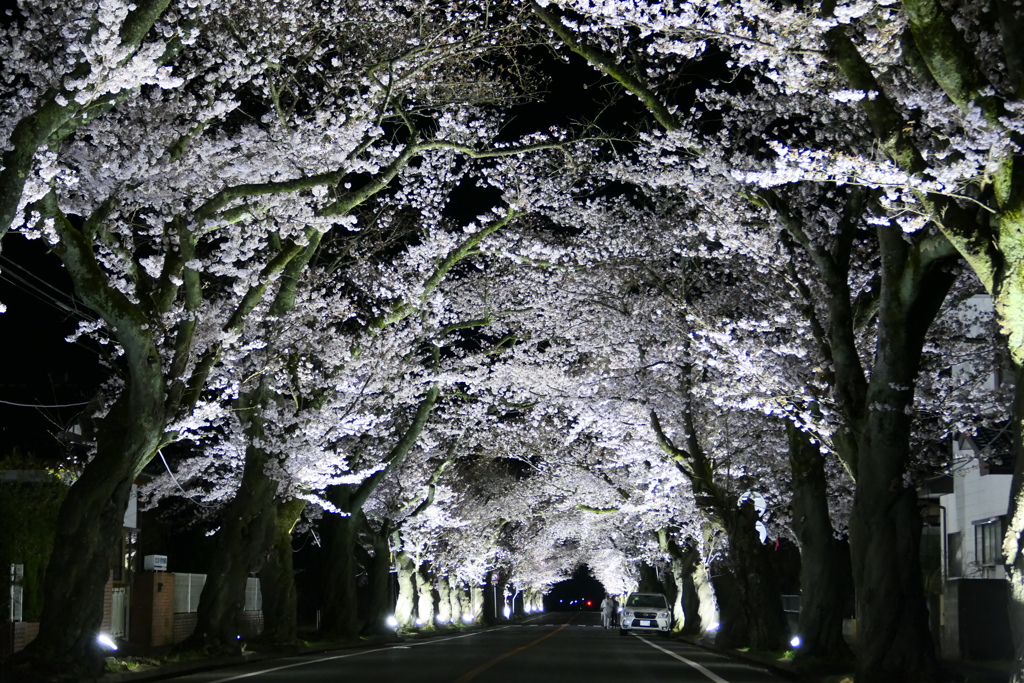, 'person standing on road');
601,594,616,629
